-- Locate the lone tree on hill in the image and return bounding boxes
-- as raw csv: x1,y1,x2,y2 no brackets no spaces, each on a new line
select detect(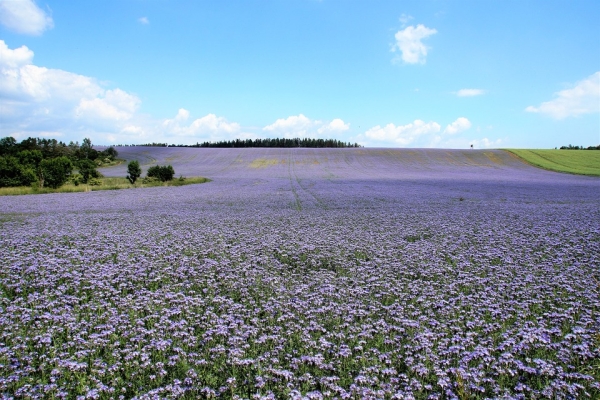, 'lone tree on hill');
126,160,142,184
